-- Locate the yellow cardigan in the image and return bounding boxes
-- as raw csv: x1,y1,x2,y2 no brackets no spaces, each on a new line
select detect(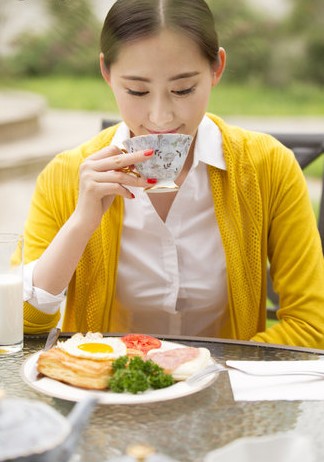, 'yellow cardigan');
23,114,324,348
